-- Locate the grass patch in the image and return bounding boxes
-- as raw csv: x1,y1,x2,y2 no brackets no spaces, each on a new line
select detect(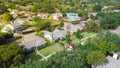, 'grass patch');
82,32,96,38
39,43,63,56
70,32,96,44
